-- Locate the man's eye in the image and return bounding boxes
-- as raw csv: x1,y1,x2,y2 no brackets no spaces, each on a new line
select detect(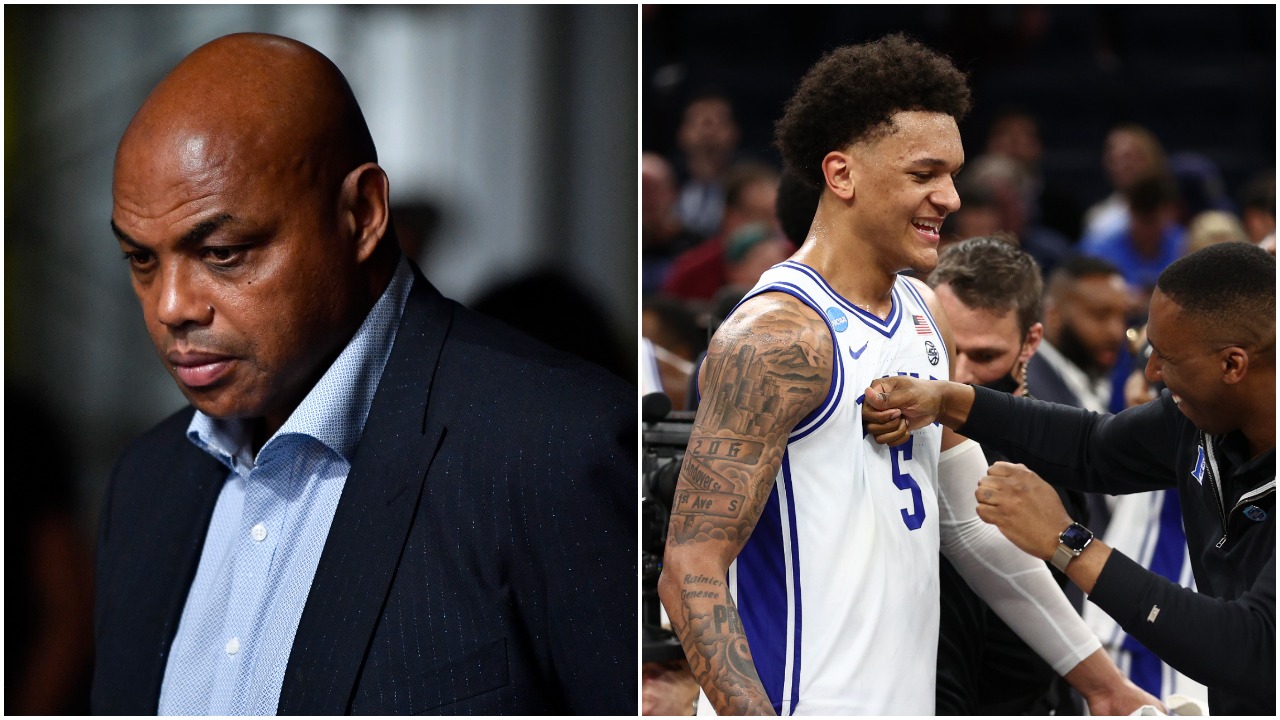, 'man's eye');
122,251,155,269
204,247,244,265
